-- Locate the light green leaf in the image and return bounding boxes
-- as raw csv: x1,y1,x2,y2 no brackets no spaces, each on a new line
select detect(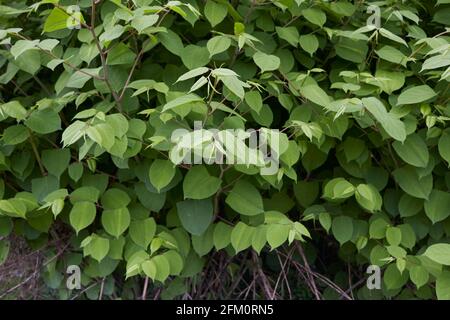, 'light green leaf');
436,271,450,300
299,34,319,56
131,14,158,34
397,85,437,105
424,244,450,265
204,1,228,27
2,125,29,145
69,201,96,234
161,93,203,112
393,166,432,200
42,149,71,178
231,222,254,253
266,224,290,249
275,26,299,47
226,180,264,216
101,188,131,210
213,222,232,250
300,85,332,107
129,218,156,249
393,133,429,168
149,159,175,192
101,207,130,237
362,97,406,142
244,91,263,114
438,129,450,166
323,178,355,200
183,165,221,199
175,67,210,83
424,190,450,224
302,8,326,27
25,109,61,134
253,52,280,73
355,184,382,213
207,36,231,57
